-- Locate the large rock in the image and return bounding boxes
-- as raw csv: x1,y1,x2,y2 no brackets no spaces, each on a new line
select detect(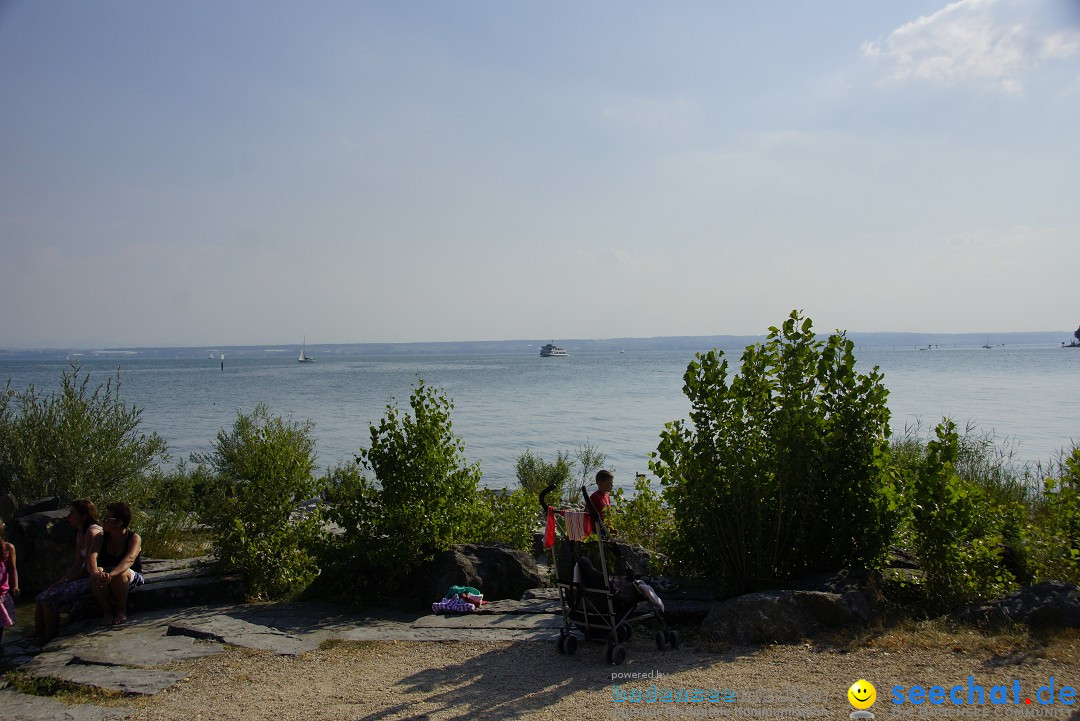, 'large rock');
8,509,77,596
702,588,871,644
13,496,63,518
962,581,1080,628
417,543,544,607
0,491,17,524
